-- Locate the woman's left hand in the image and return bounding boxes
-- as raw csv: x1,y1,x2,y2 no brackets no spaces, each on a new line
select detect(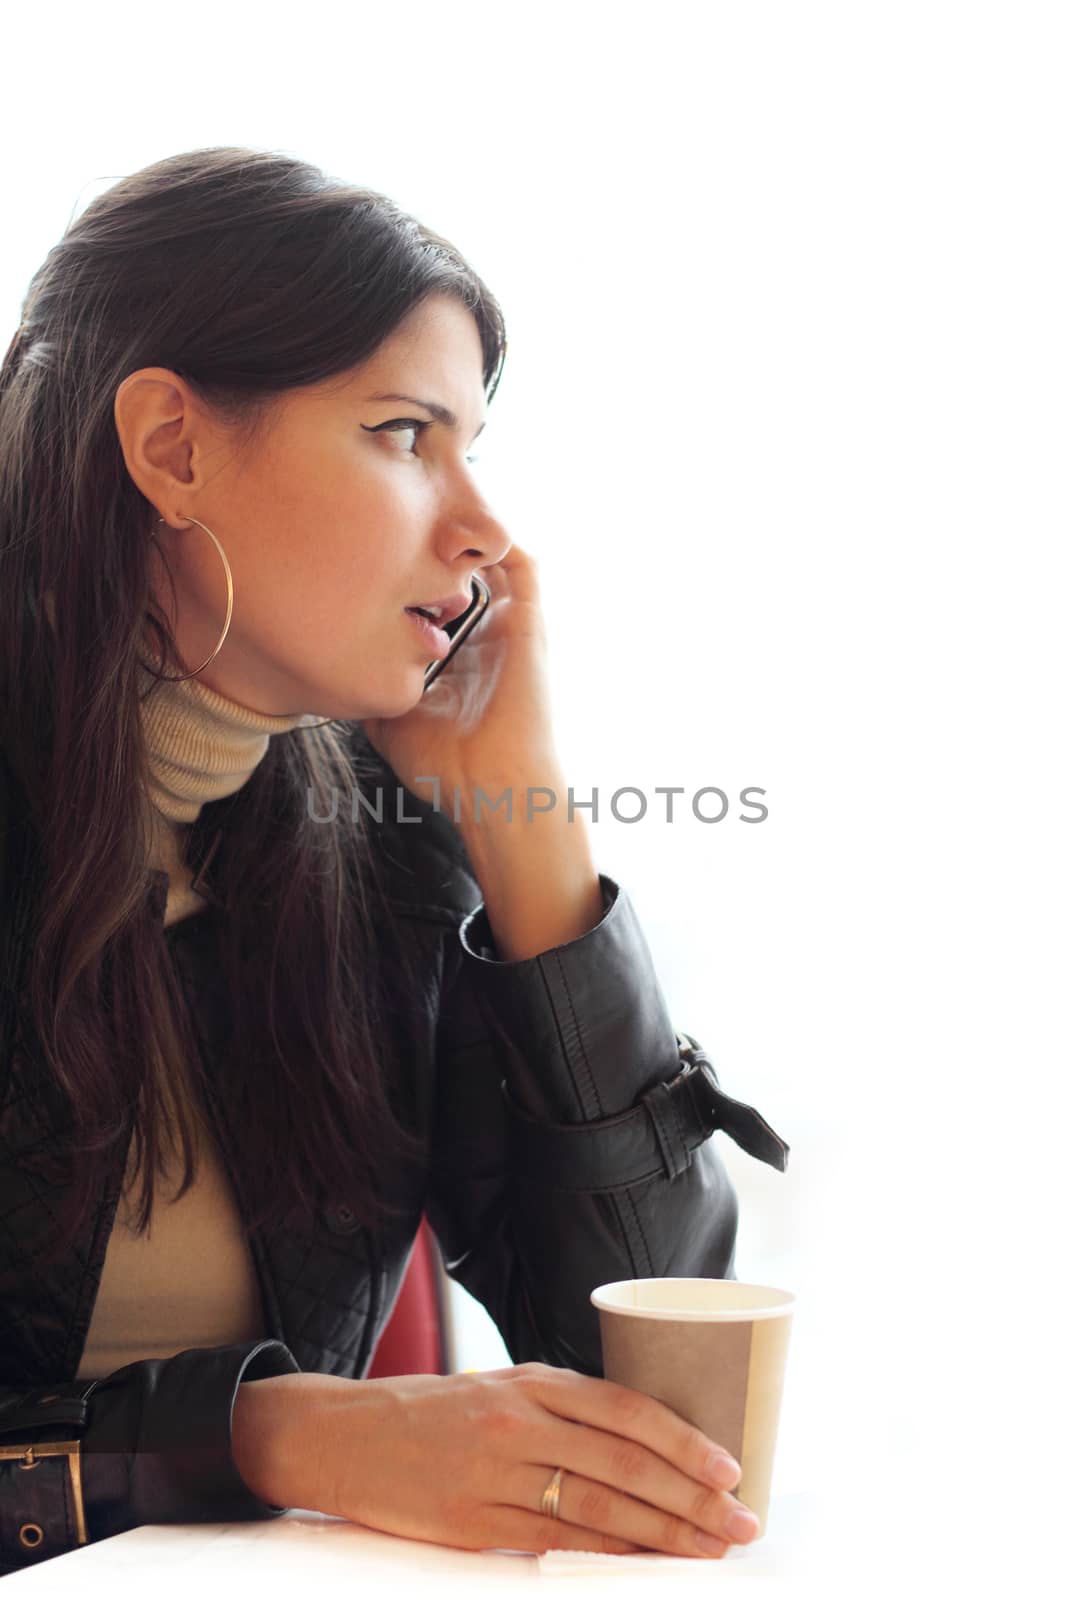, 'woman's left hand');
361,542,560,810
